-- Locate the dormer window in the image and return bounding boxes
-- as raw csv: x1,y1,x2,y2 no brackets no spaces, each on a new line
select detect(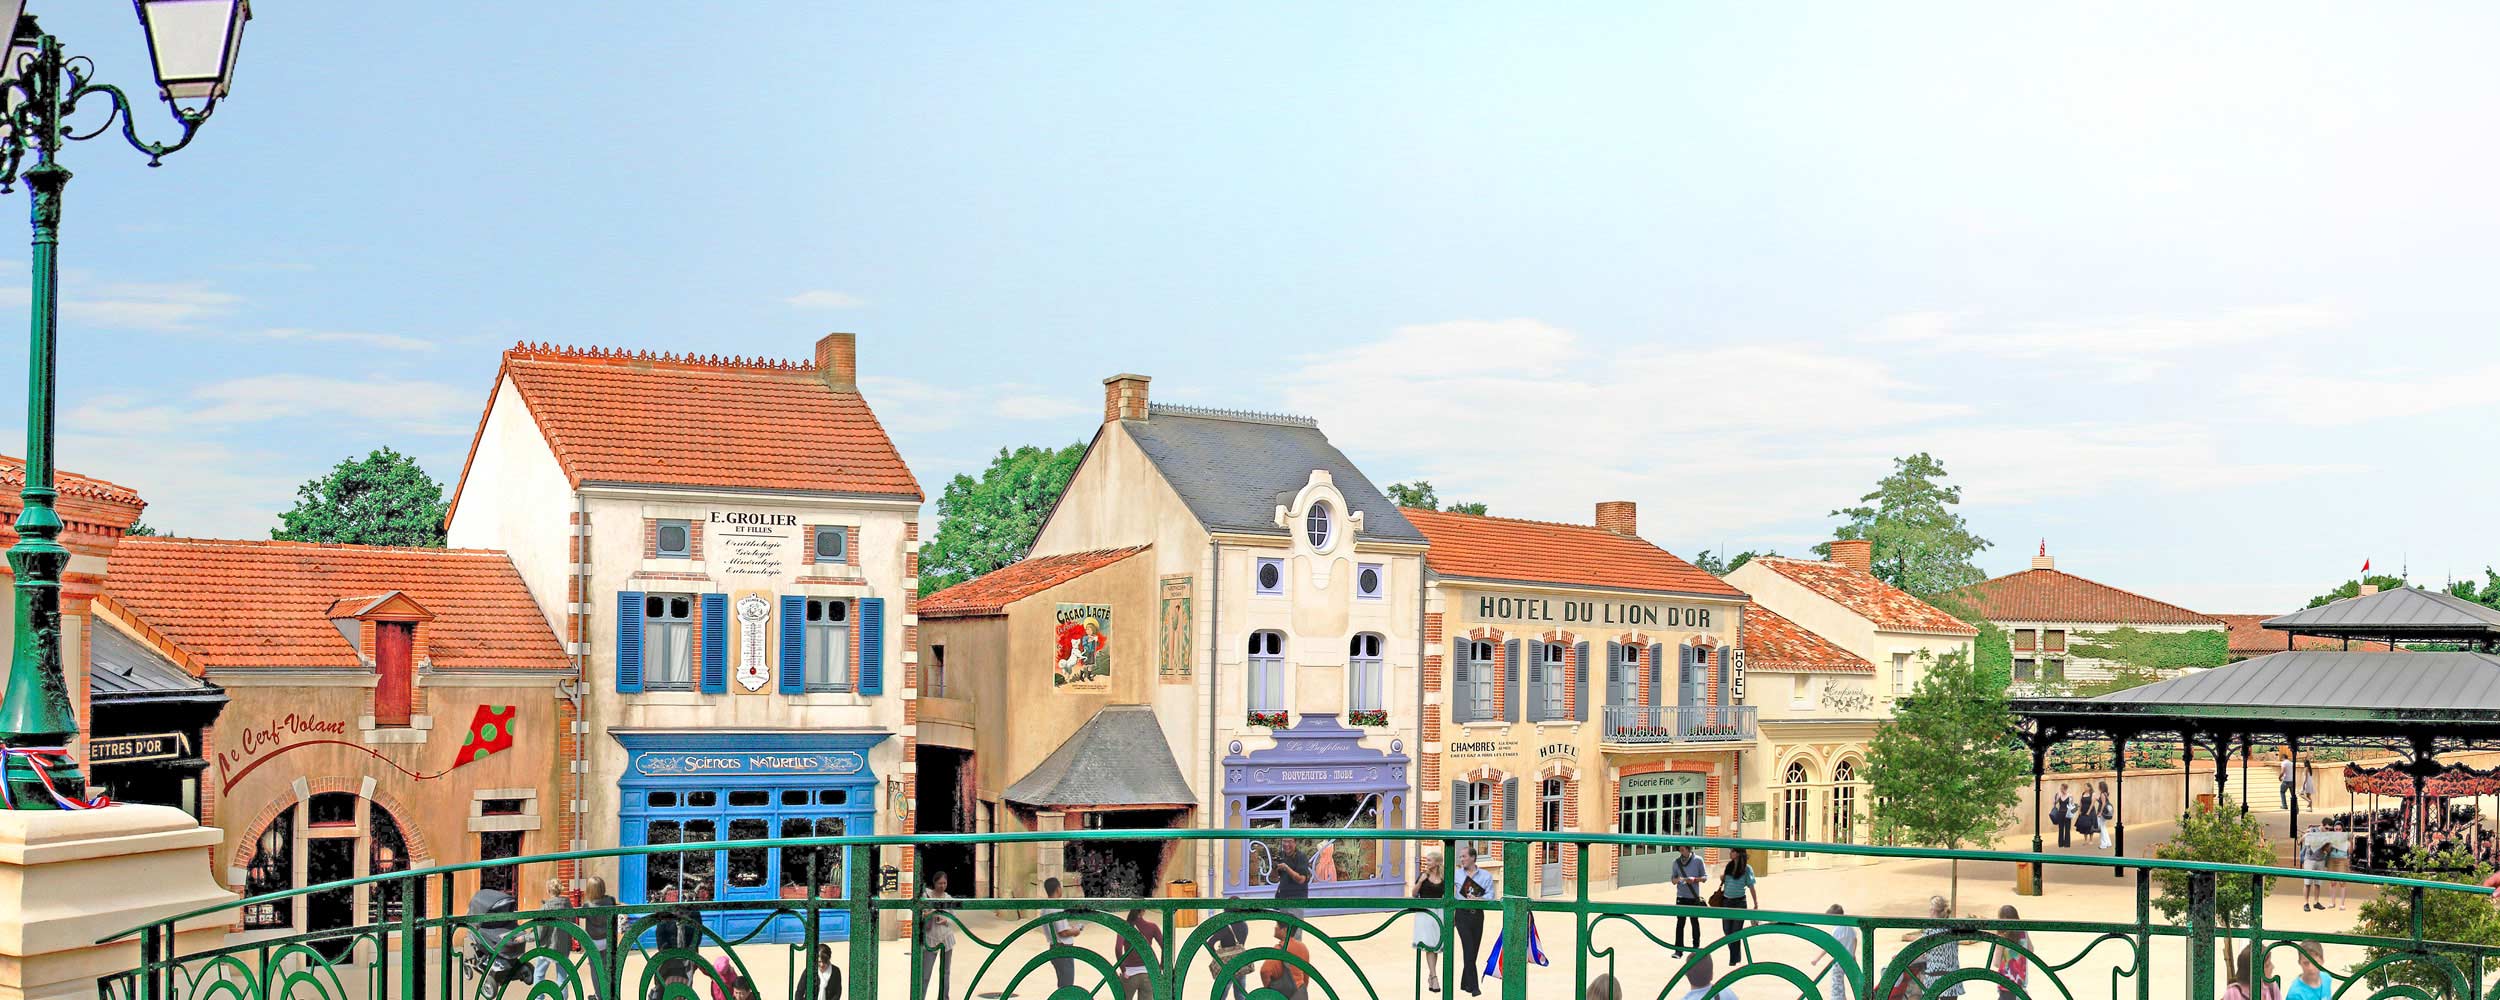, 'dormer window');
1305,501,1334,551
374,621,414,727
